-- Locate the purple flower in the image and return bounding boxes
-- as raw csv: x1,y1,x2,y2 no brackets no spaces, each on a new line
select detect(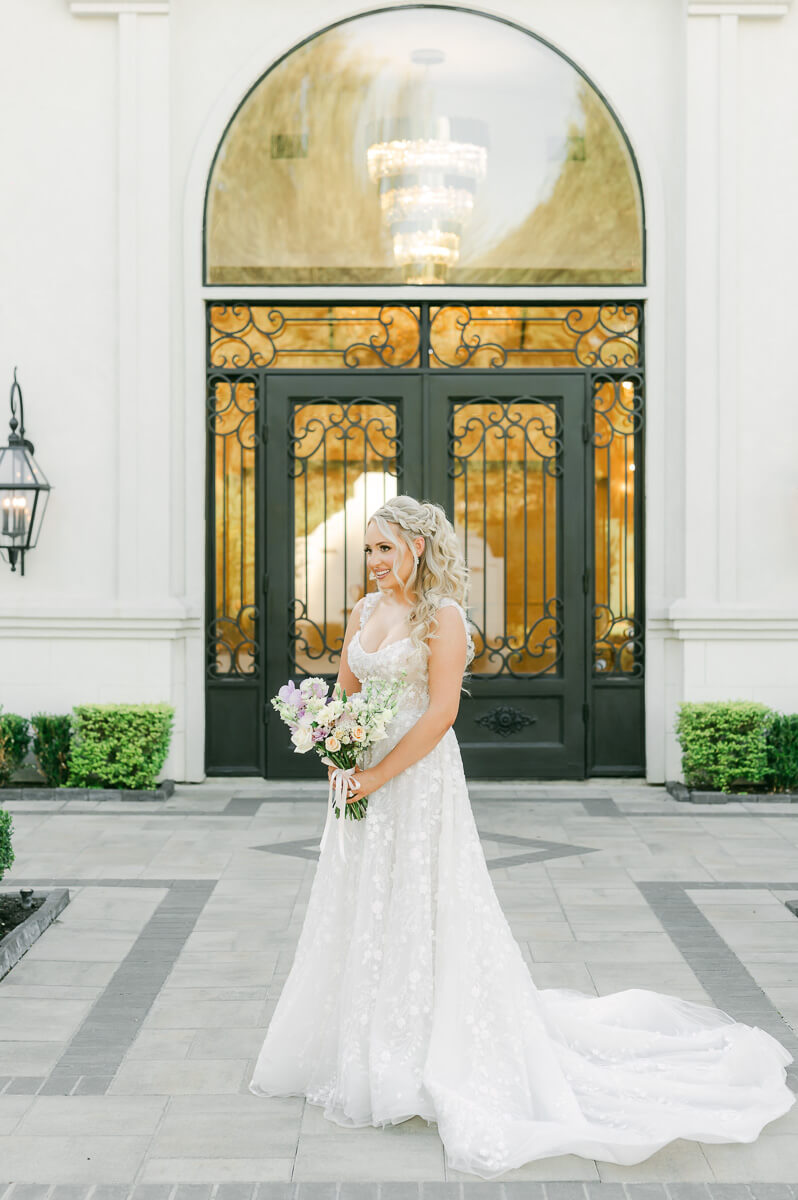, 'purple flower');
312,728,327,743
278,680,301,708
